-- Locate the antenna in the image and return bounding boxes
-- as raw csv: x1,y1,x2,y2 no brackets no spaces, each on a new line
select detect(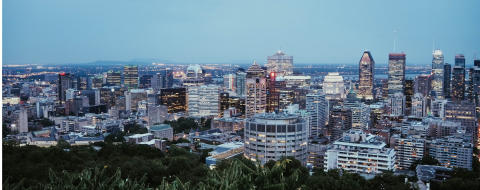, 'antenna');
394,31,396,53
433,38,435,53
